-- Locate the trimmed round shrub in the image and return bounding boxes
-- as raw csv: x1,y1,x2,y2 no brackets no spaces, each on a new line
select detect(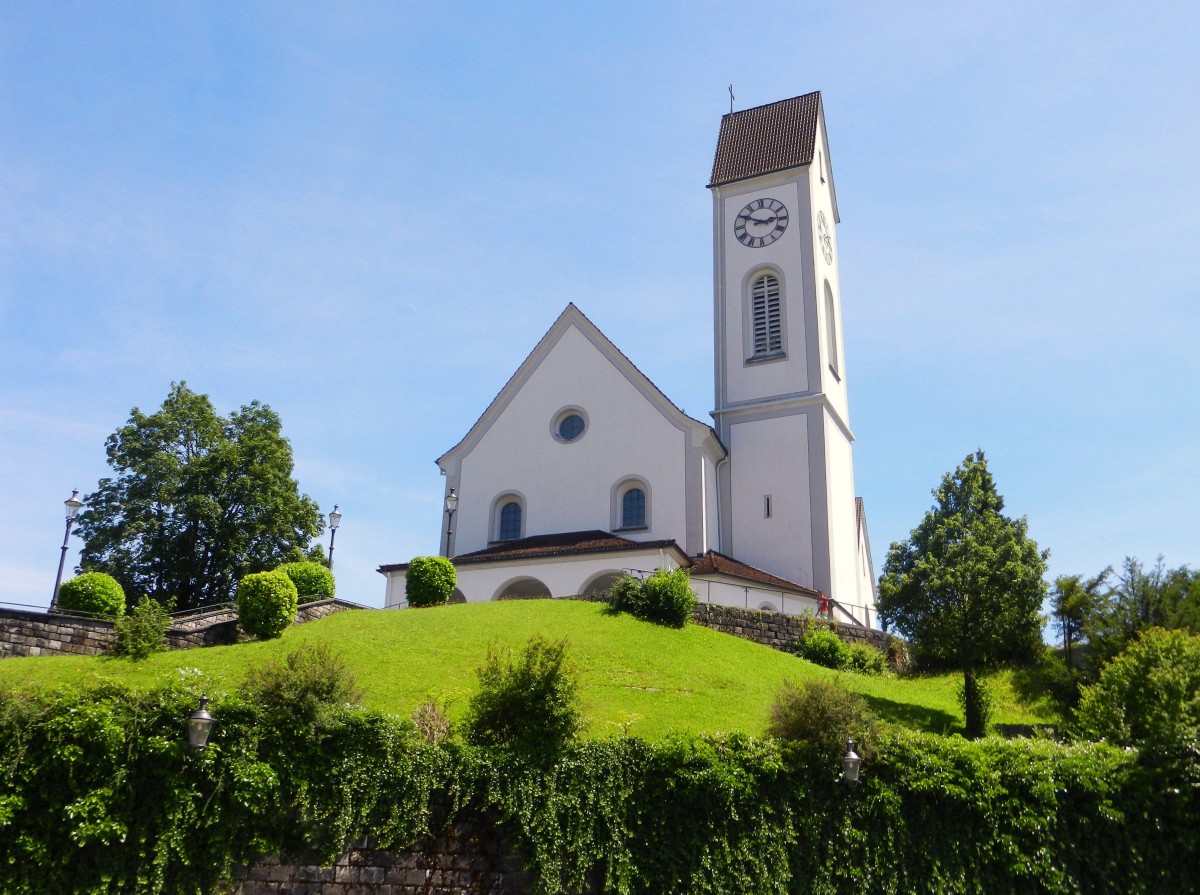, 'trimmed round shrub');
640,567,696,628
277,561,335,604
405,556,456,607
766,678,875,759
57,572,125,619
1075,627,1200,766
236,570,298,639
794,628,852,670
